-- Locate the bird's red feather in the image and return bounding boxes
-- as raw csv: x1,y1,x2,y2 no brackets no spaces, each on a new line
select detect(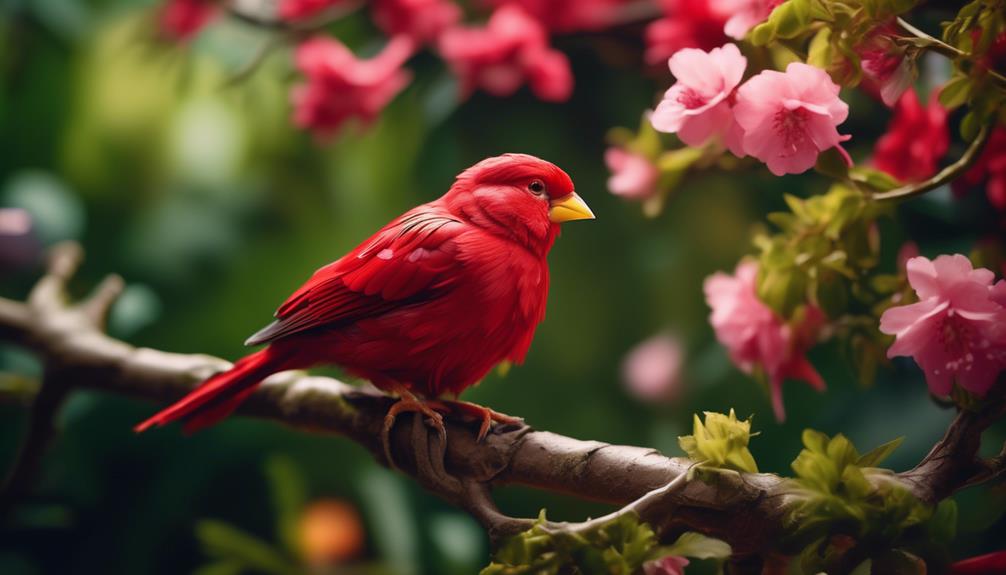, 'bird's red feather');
136,154,576,431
